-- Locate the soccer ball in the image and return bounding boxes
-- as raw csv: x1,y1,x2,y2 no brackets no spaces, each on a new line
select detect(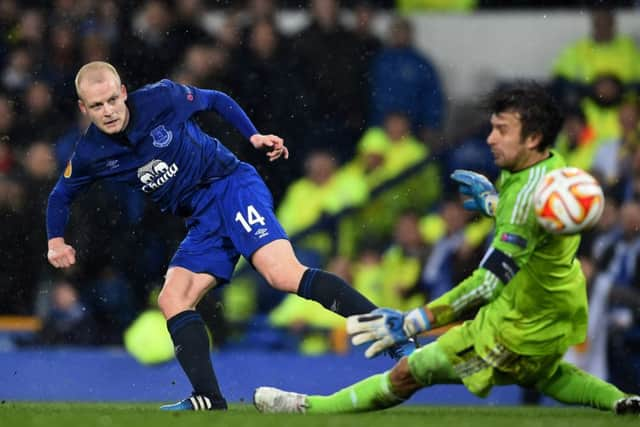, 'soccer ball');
533,167,604,235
